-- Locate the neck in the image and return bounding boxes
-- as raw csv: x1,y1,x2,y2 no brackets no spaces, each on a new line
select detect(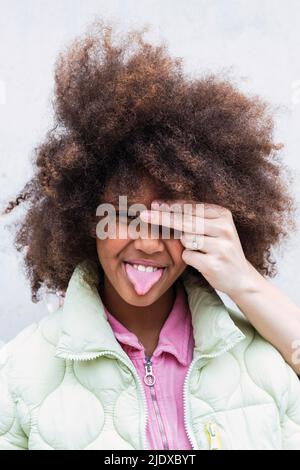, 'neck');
99,277,176,347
